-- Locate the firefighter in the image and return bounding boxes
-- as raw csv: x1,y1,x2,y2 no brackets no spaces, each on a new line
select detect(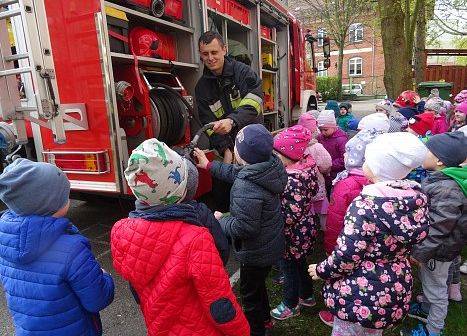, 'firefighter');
195,31,264,161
